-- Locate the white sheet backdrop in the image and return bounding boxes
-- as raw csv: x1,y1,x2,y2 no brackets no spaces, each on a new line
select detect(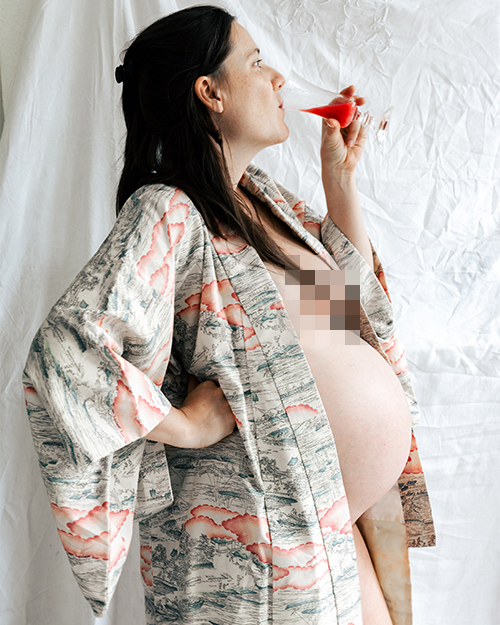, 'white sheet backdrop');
1,1,499,623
